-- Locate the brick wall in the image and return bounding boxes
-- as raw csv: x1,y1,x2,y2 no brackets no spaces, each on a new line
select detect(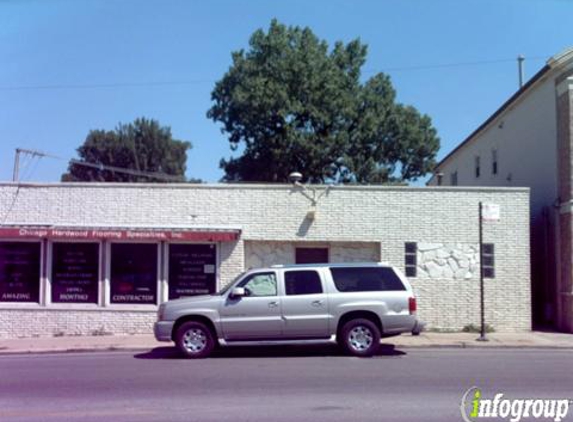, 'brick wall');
0,183,531,336
0,309,155,338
